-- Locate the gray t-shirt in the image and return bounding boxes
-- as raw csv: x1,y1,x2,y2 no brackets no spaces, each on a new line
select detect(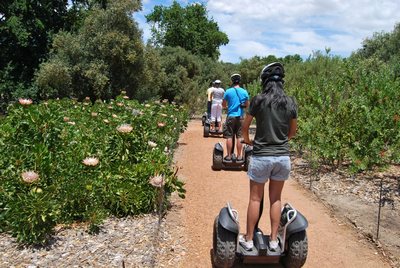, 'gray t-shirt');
248,94,297,156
